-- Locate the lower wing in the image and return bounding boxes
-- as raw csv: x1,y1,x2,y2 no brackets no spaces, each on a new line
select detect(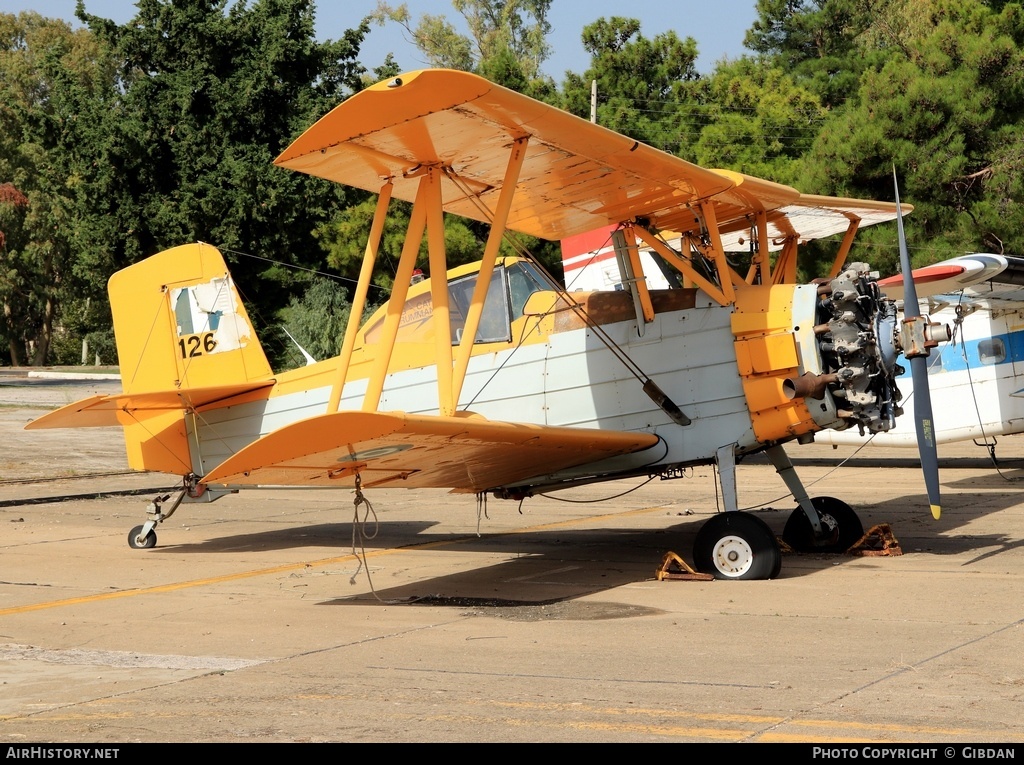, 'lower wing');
200,410,661,493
